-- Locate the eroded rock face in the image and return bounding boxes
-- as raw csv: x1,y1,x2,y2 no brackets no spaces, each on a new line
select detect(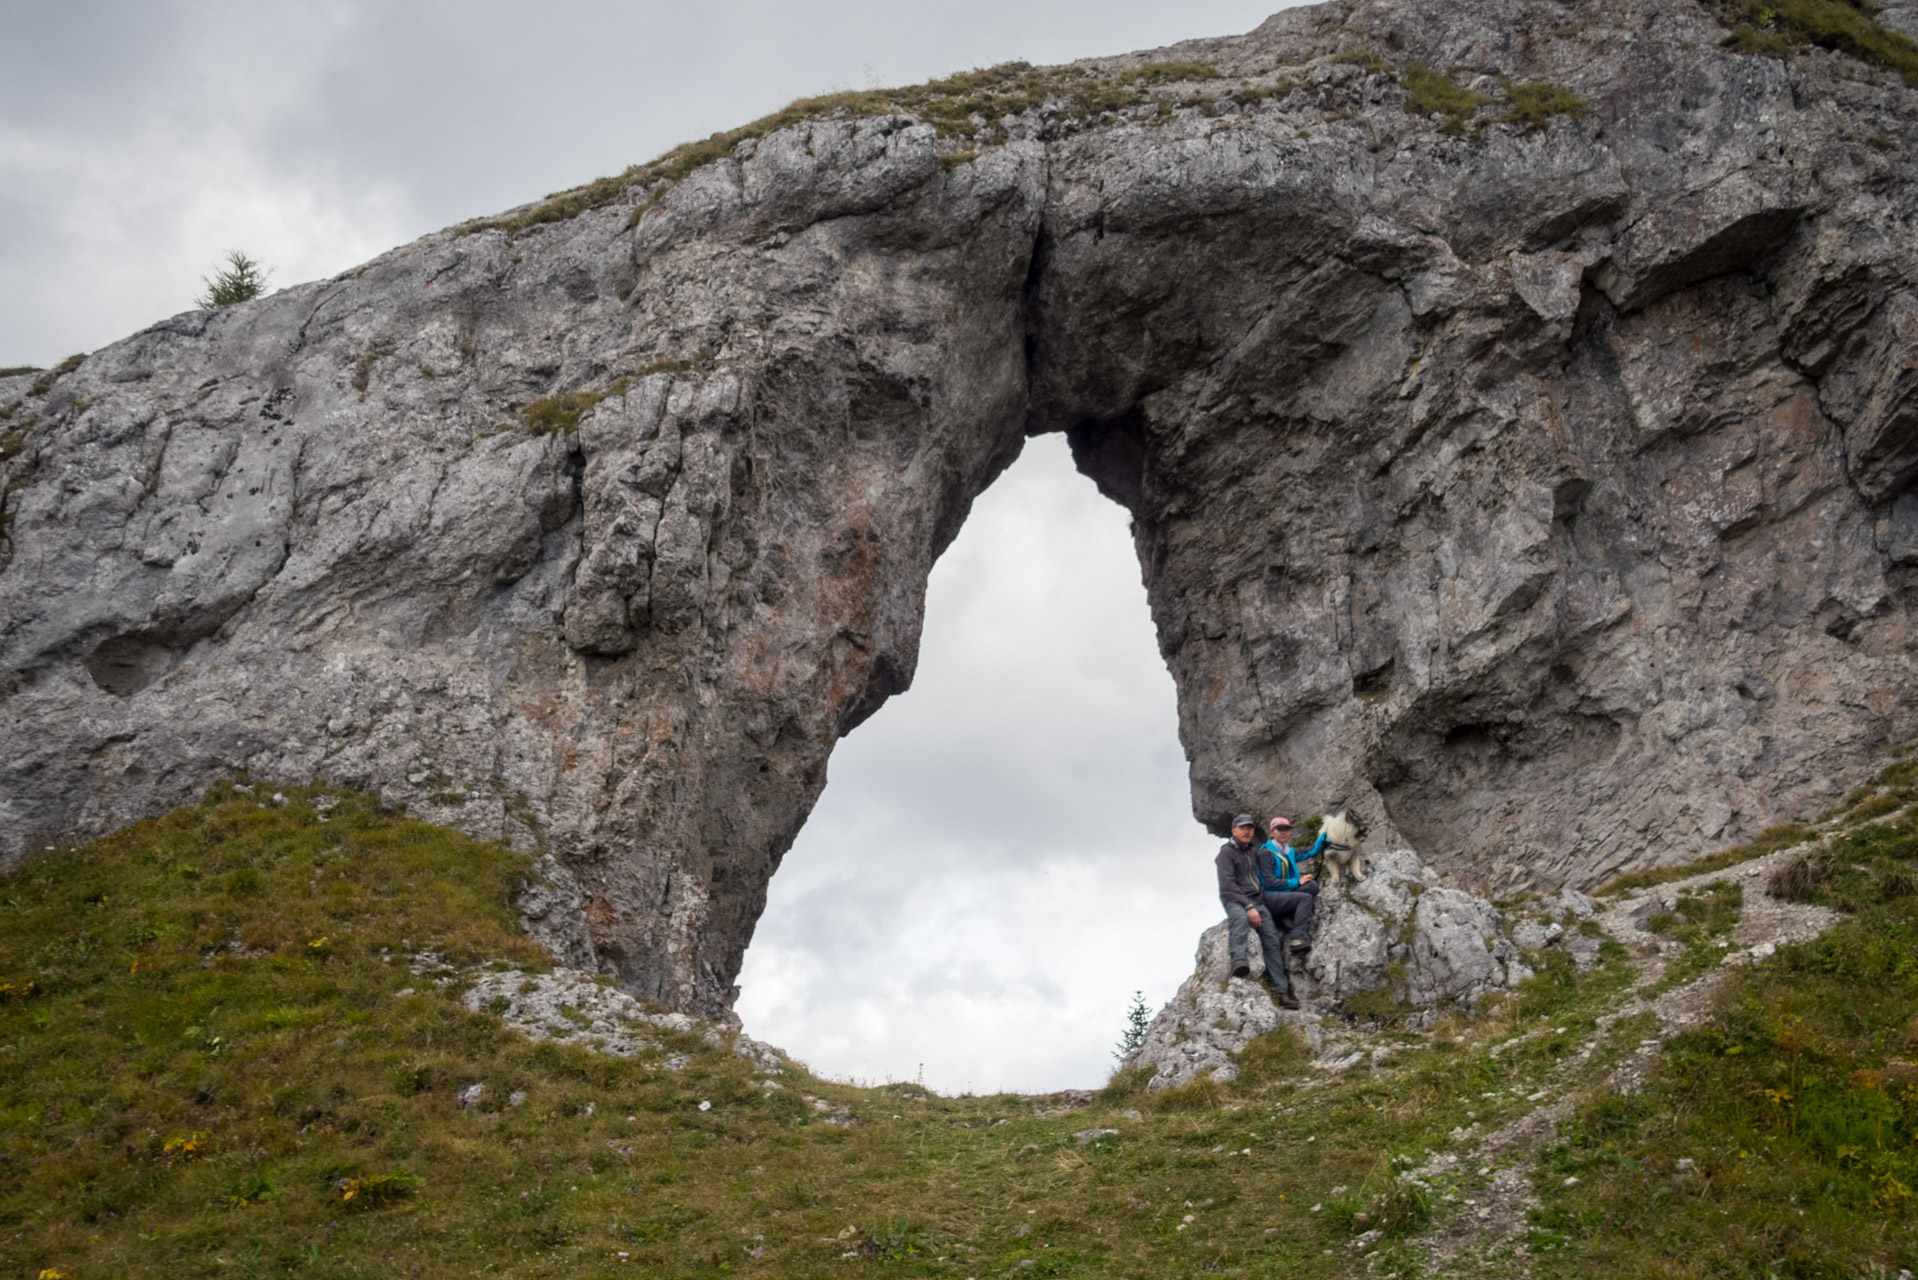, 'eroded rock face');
6,0,1918,1015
